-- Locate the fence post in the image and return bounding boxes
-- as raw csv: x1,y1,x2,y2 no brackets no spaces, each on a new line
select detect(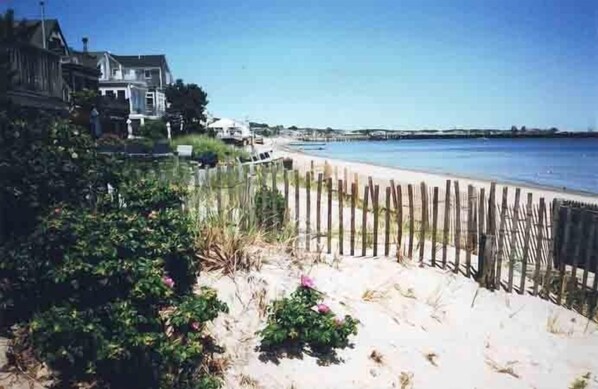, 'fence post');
327,177,332,254
283,169,289,223
495,186,508,287
442,180,451,269
306,172,312,252
519,193,533,294
408,184,415,258
396,185,403,257
373,185,380,257
567,215,585,308
385,186,391,257
431,187,439,267
454,181,461,273
362,185,369,256
466,185,474,277
419,182,427,266
317,173,323,248
556,205,571,305
338,179,344,255
532,198,546,296
350,182,357,255
294,170,300,248
581,219,595,305
507,188,521,293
